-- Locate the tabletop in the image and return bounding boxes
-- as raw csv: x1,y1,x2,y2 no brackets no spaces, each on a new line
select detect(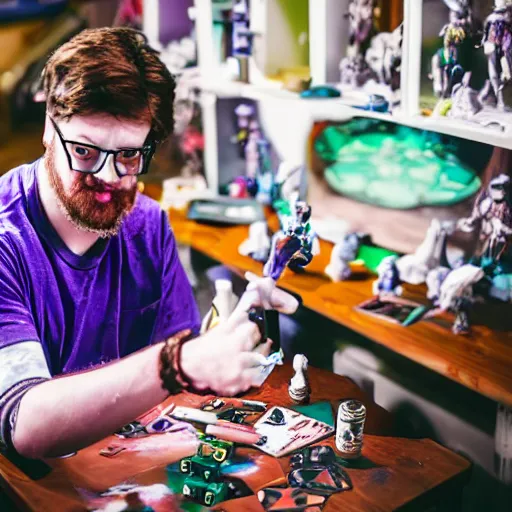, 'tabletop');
0,364,470,512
